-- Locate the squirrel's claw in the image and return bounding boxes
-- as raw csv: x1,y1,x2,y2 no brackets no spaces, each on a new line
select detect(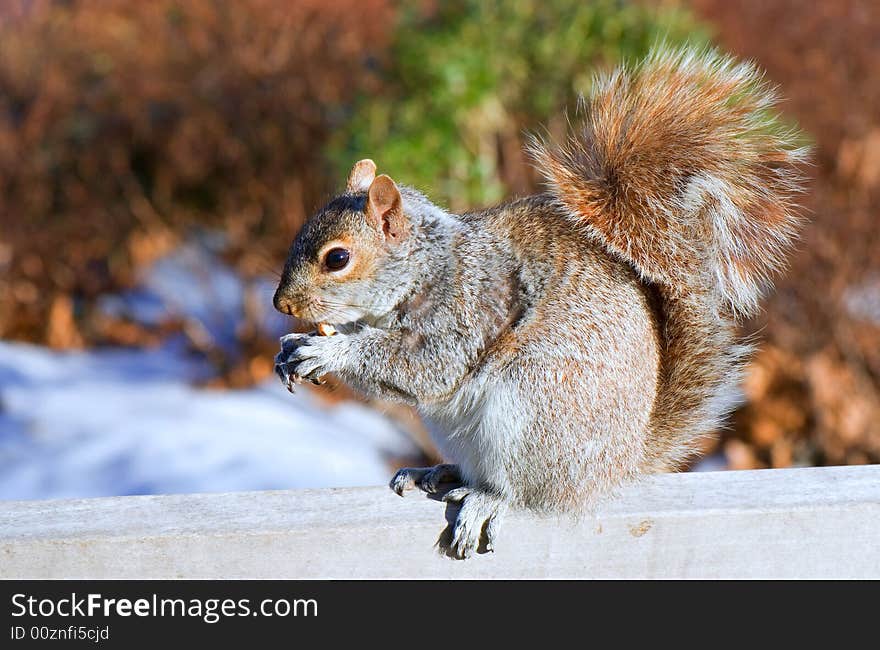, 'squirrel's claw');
292,356,326,385
274,351,297,394
389,468,420,496
275,332,339,391
389,464,462,497
390,467,506,558
442,487,507,559
419,464,462,494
